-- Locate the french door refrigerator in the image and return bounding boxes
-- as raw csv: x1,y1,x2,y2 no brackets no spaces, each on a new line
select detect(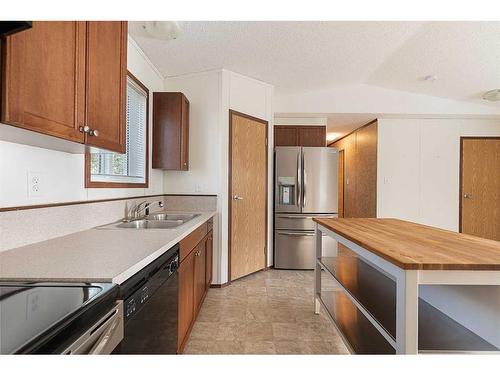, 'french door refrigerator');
274,147,339,269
